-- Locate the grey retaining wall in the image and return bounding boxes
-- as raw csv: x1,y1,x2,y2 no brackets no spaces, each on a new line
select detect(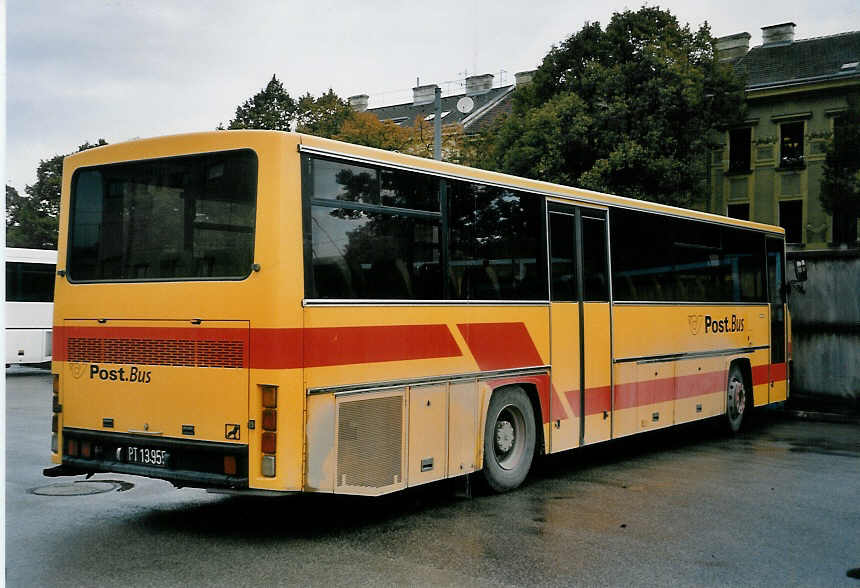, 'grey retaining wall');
787,248,860,408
